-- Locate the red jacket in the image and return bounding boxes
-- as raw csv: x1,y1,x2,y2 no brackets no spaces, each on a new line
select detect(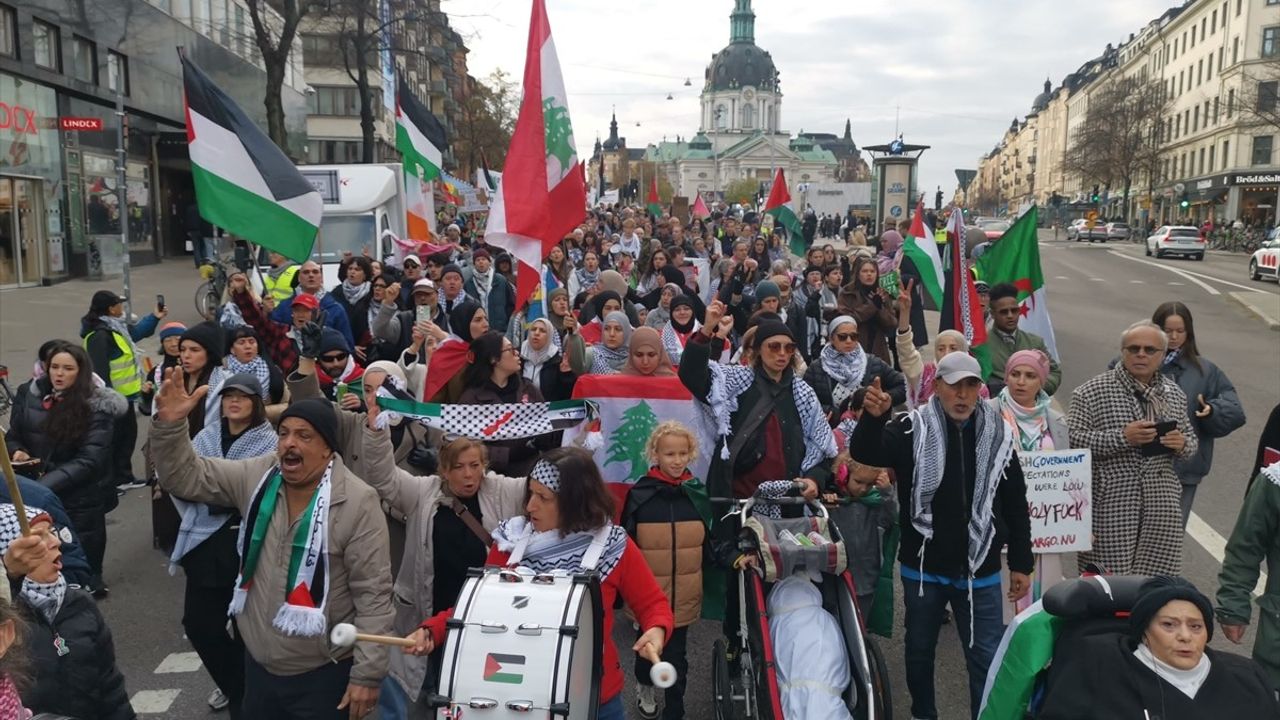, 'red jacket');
422,537,674,704
233,292,299,373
